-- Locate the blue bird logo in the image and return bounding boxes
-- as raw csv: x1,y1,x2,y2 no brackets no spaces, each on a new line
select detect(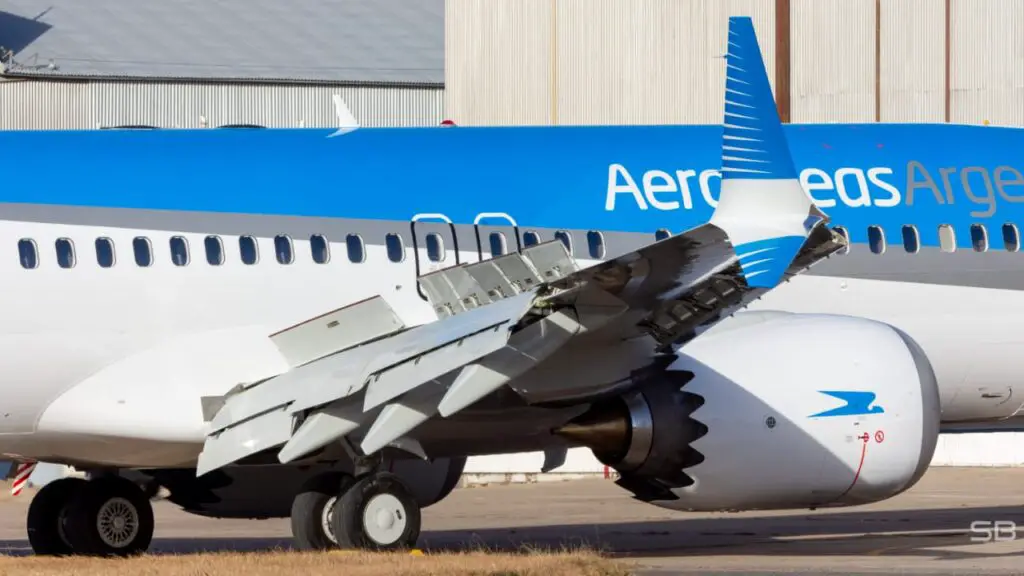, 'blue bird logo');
810,391,884,418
